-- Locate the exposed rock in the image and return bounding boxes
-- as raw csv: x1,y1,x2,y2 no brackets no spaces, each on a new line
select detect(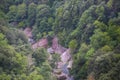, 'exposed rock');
58,75,67,80
23,27,73,80
61,64,69,74
67,60,73,69
23,27,32,38
61,49,71,64
52,37,67,54
52,37,59,50
53,69,62,75
47,47,54,53
48,53,52,61
28,38,34,44
55,72,68,80
57,62,64,69
32,38,48,49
